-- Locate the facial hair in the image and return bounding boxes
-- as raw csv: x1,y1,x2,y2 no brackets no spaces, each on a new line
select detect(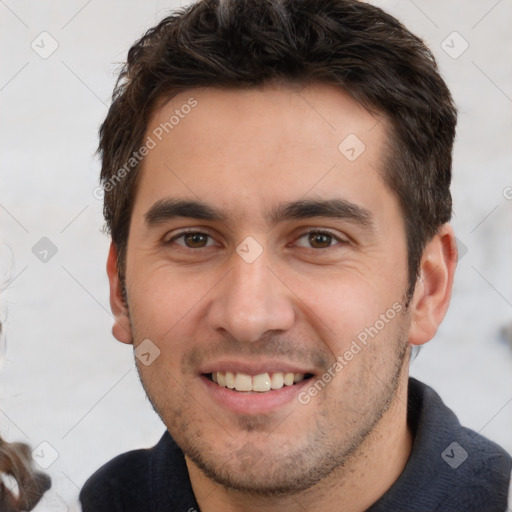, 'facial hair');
132,317,411,497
